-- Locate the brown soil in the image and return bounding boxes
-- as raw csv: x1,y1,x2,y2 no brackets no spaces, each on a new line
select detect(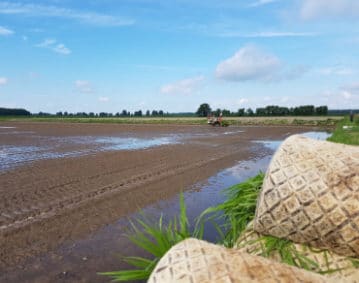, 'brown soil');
0,122,312,281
